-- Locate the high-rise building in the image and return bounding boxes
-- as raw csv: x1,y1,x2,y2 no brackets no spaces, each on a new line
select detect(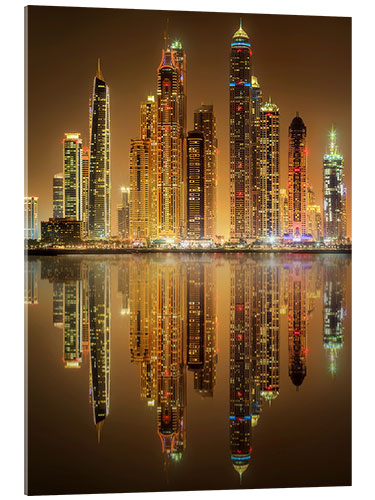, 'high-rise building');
24,196,39,239
24,259,39,305
82,146,90,236
117,187,130,239
288,113,307,240
250,75,263,239
186,263,205,368
170,40,187,239
194,104,218,239
140,96,157,238
323,127,346,242
63,133,82,221
53,282,63,327
129,139,151,240
279,189,289,237
230,21,252,241
307,184,322,241
53,173,63,218
157,42,183,240
88,59,111,239
186,131,205,239
258,100,280,239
